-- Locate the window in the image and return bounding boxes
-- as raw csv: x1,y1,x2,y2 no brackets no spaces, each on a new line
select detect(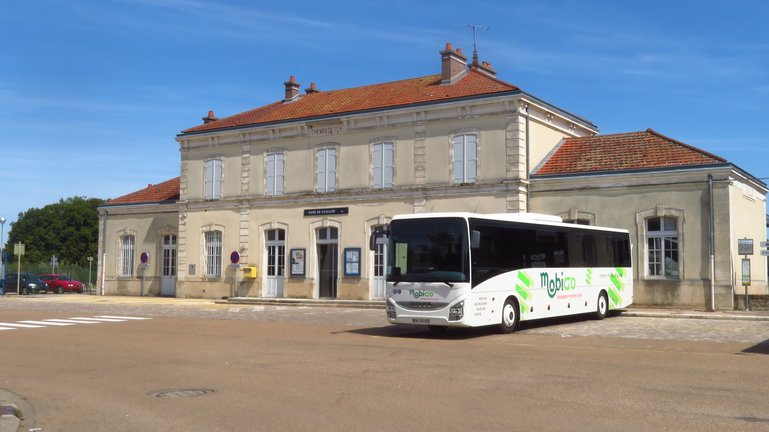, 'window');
647,217,679,278
205,231,222,277
204,159,223,200
119,235,135,277
372,142,393,189
265,152,285,196
316,147,336,193
266,229,286,277
452,134,477,184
